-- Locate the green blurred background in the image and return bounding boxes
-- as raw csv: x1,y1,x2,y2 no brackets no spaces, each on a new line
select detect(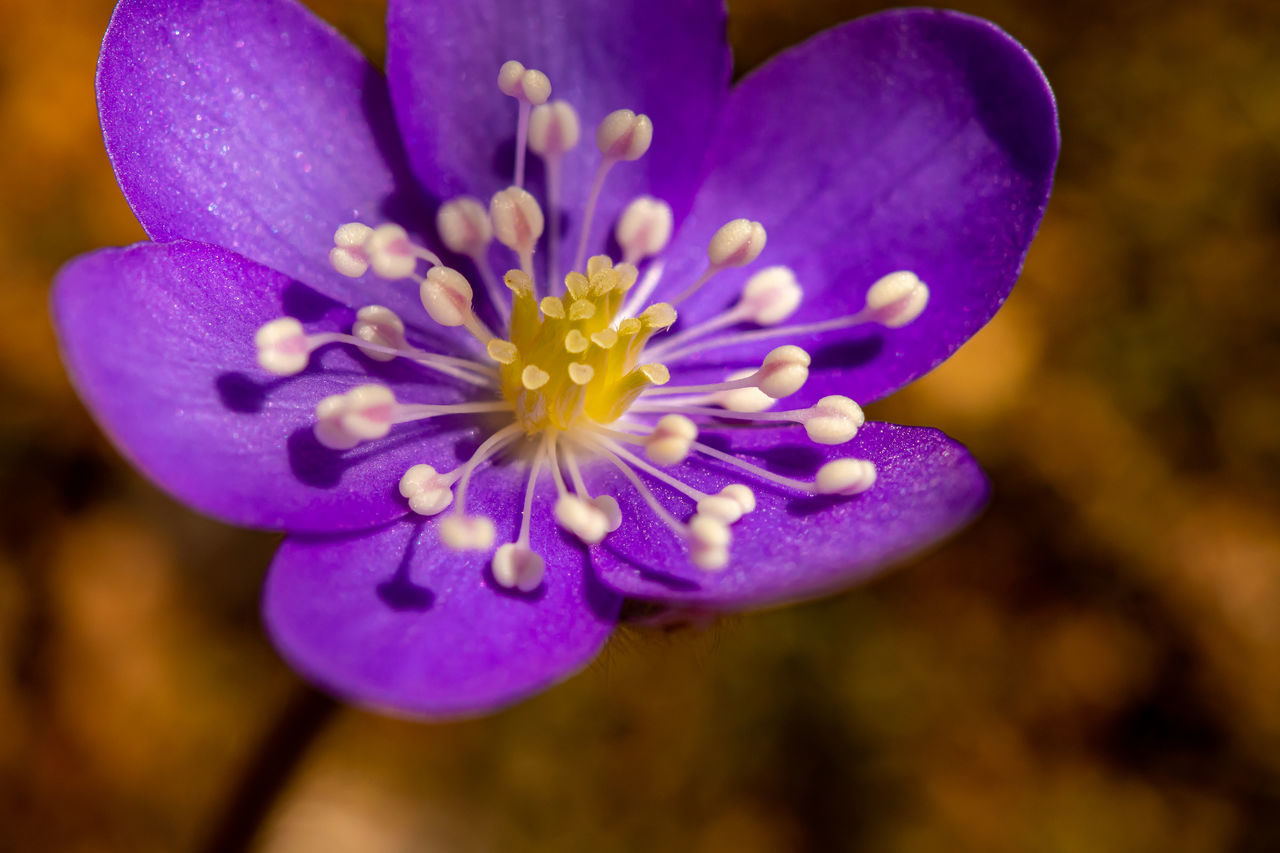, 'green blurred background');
3,0,1279,850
